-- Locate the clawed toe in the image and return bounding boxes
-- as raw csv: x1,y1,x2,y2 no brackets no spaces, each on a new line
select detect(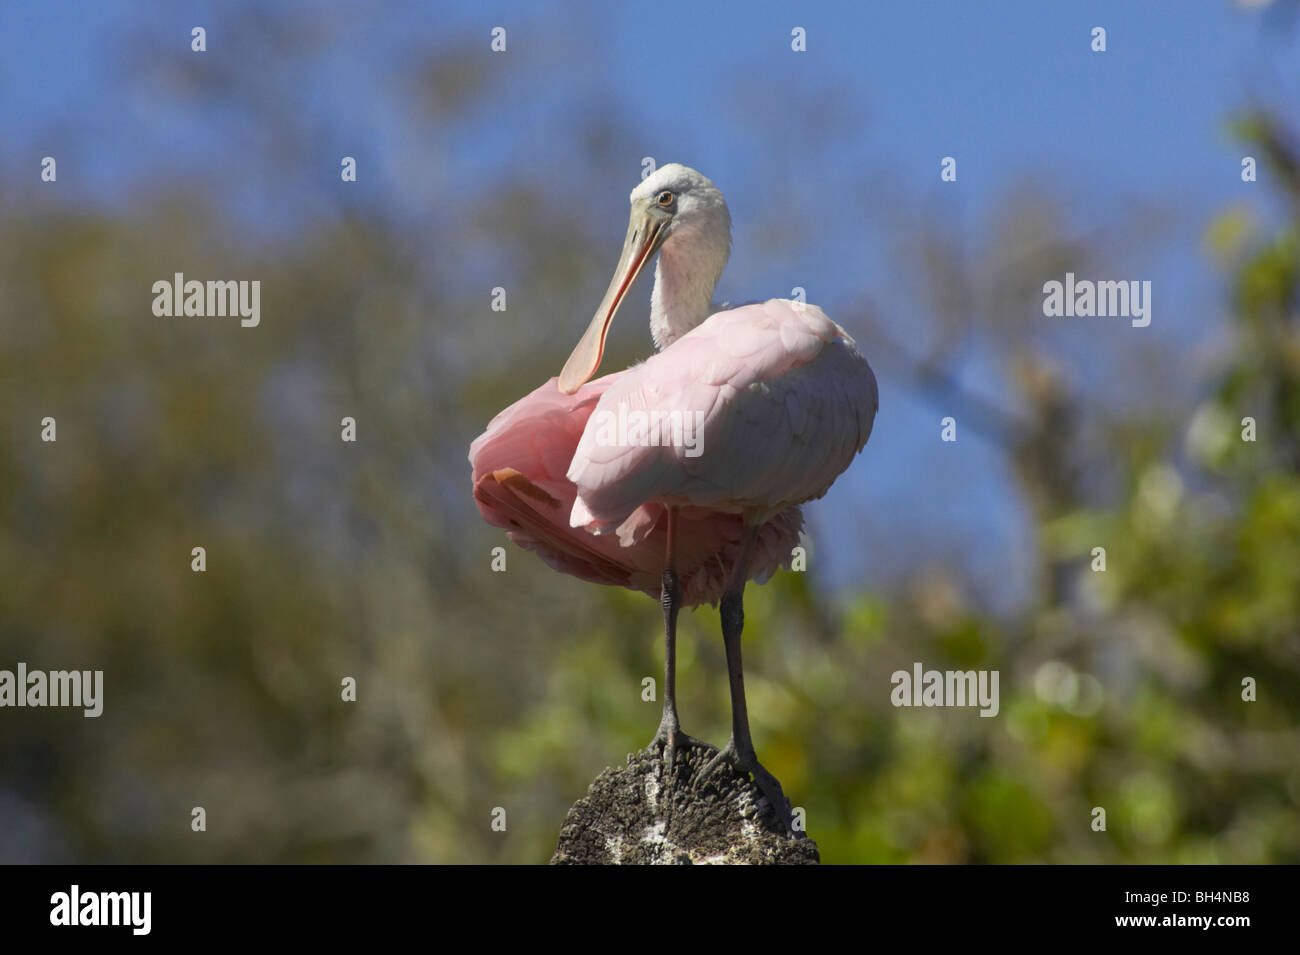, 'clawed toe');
644,721,711,767
698,740,739,785
697,740,796,835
